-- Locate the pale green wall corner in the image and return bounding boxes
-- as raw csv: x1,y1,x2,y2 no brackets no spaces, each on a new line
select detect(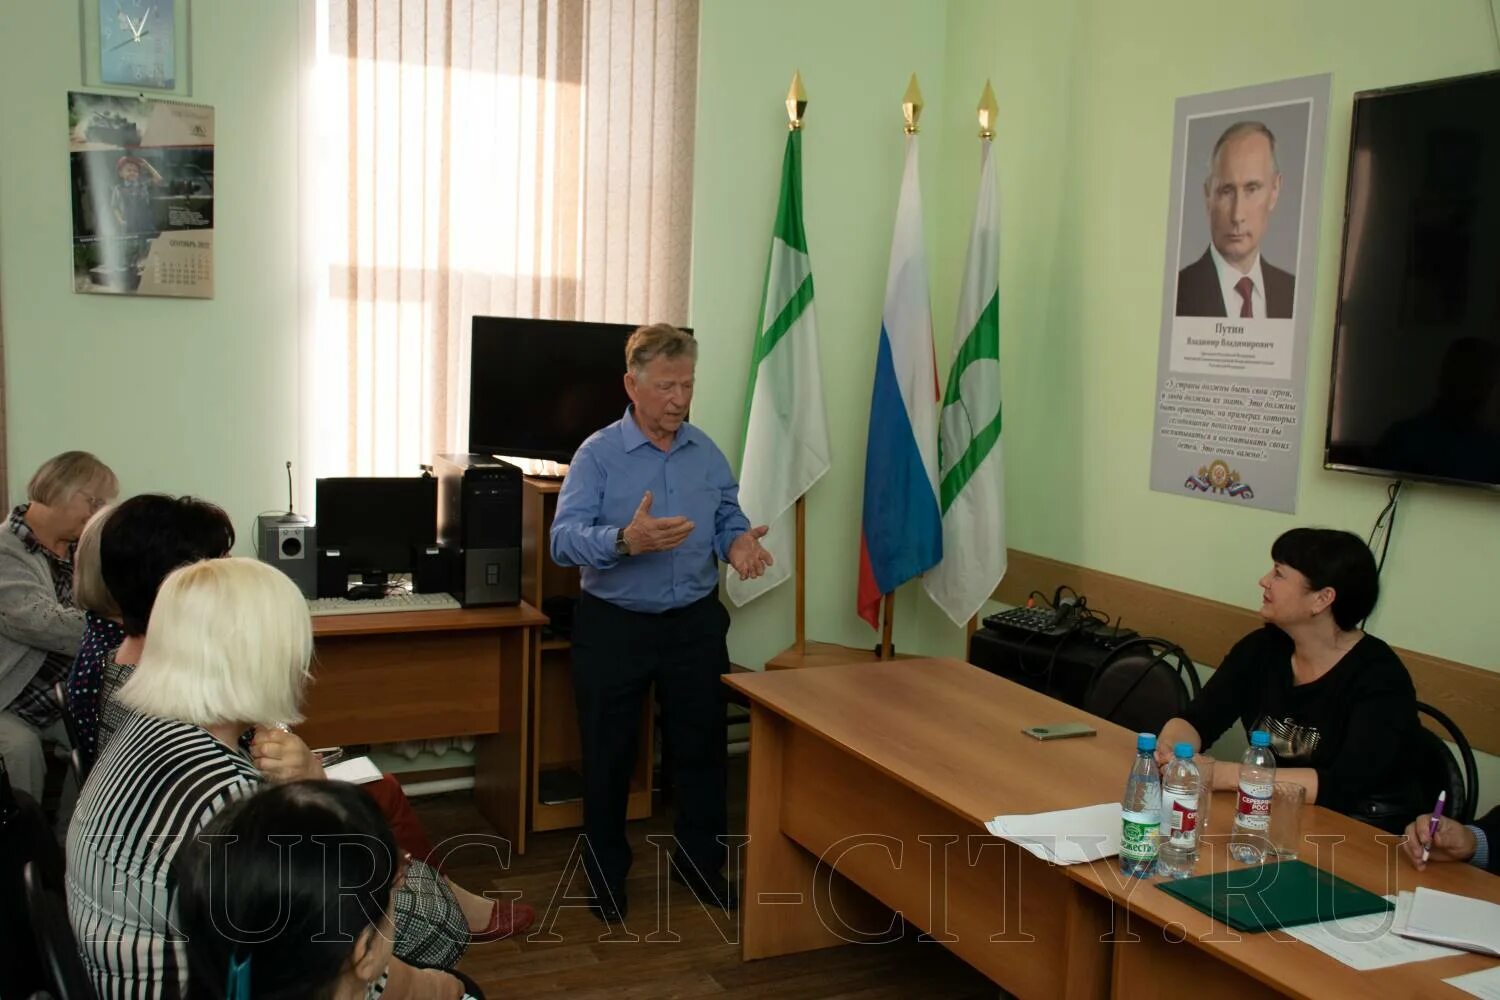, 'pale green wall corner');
1,2,302,549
